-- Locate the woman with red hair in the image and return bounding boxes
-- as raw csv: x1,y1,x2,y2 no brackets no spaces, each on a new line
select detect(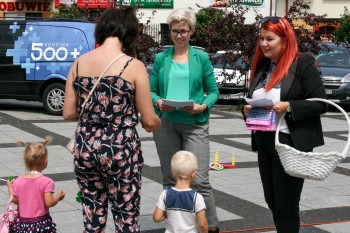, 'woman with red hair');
243,17,327,232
